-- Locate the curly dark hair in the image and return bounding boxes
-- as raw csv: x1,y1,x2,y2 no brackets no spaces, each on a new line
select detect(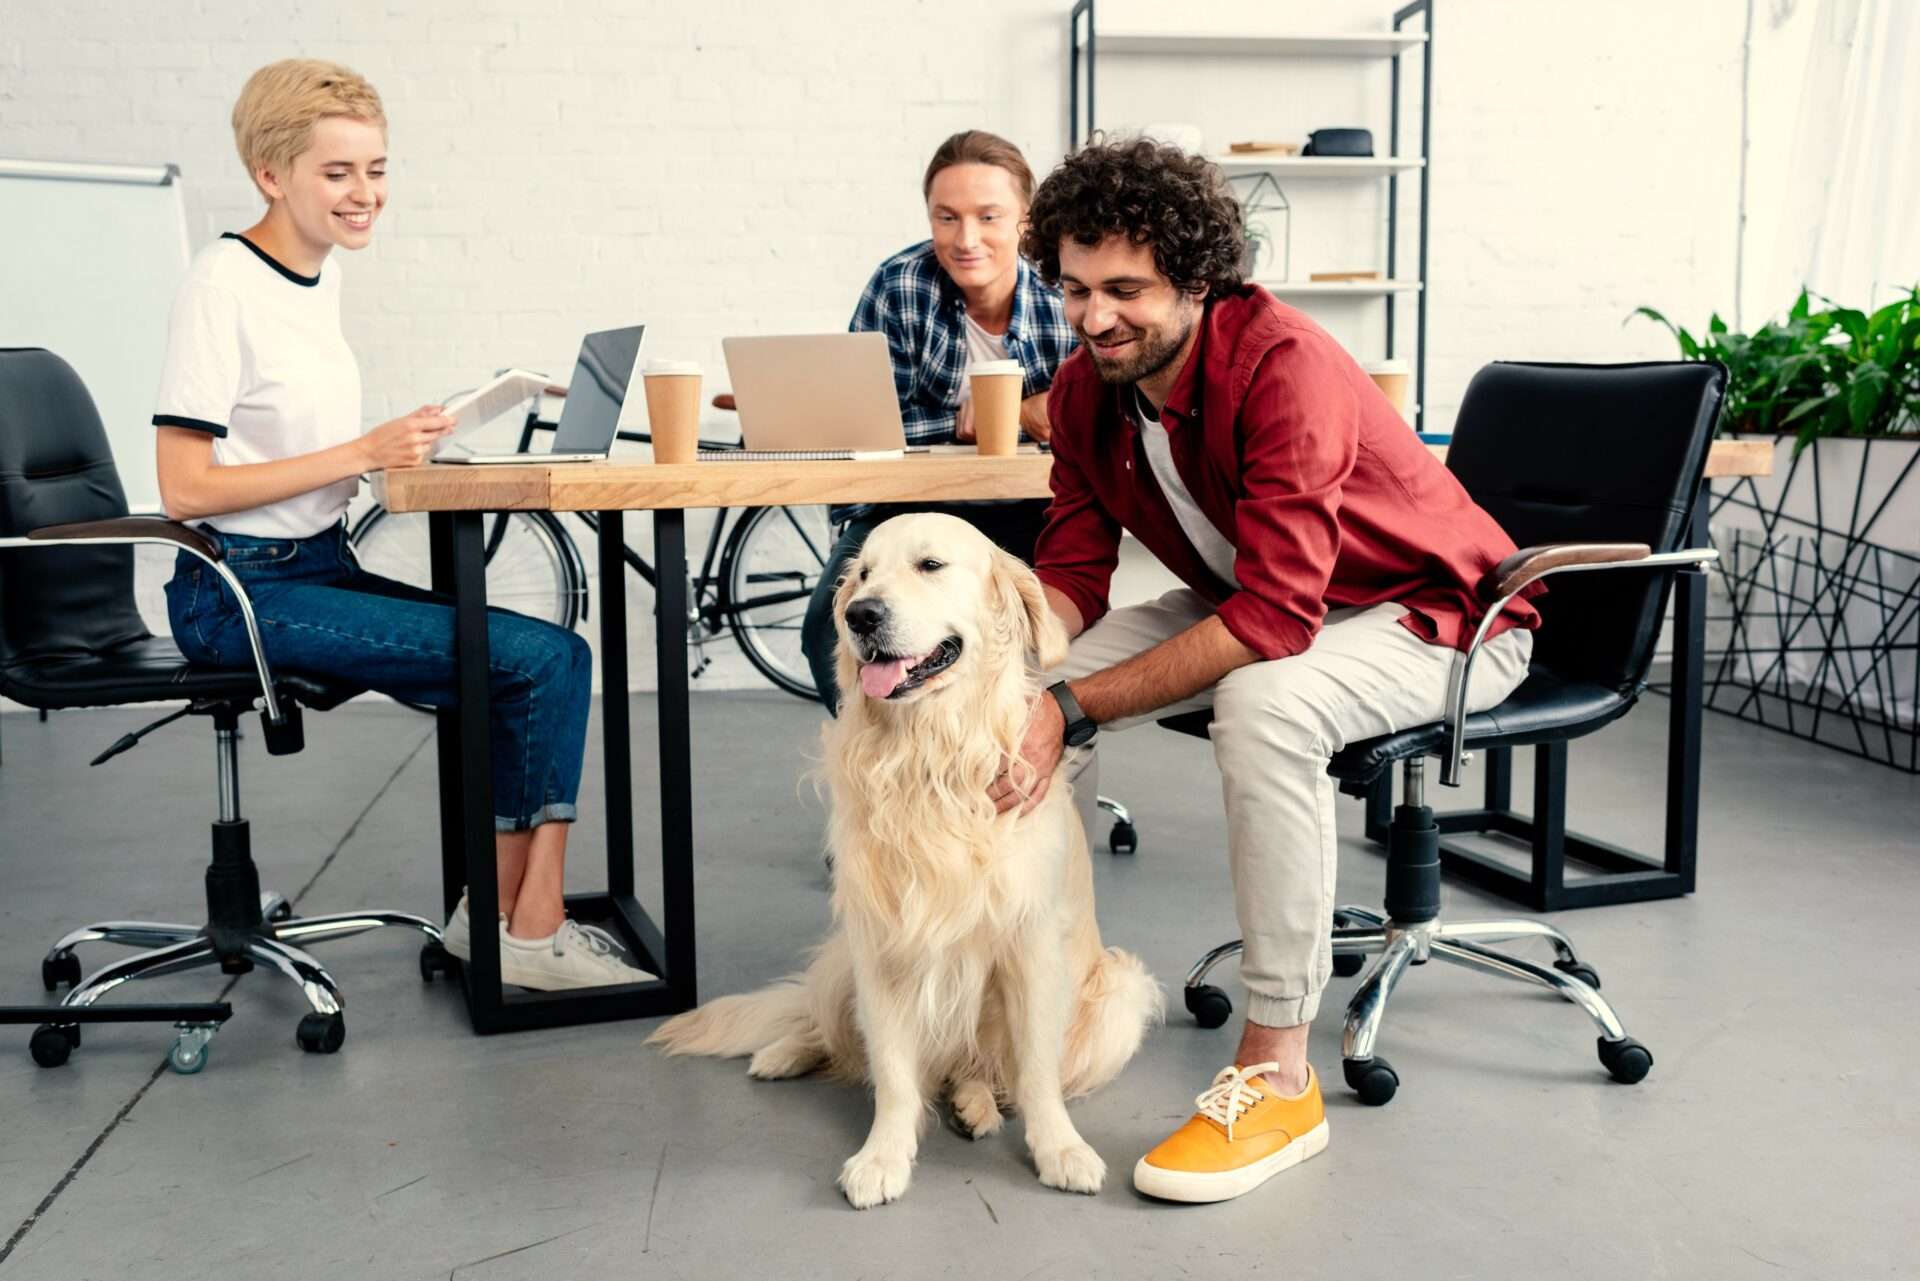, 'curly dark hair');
1022,136,1246,299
